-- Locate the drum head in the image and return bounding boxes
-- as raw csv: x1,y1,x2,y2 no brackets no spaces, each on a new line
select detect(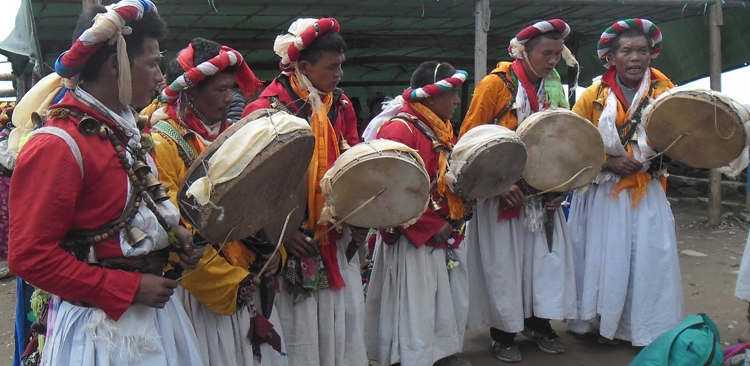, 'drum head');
323,141,429,228
449,124,527,200
179,110,315,243
517,109,605,192
457,142,526,199
645,92,747,169
261,171,308,245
